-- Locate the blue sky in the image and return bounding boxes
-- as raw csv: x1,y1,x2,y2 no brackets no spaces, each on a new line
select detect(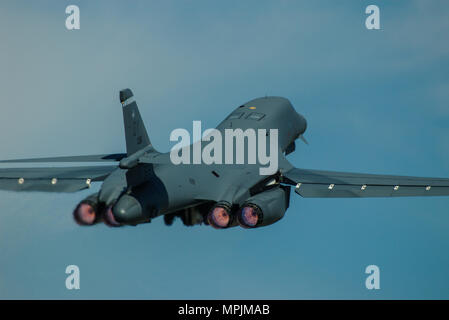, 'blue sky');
0,0,448,299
